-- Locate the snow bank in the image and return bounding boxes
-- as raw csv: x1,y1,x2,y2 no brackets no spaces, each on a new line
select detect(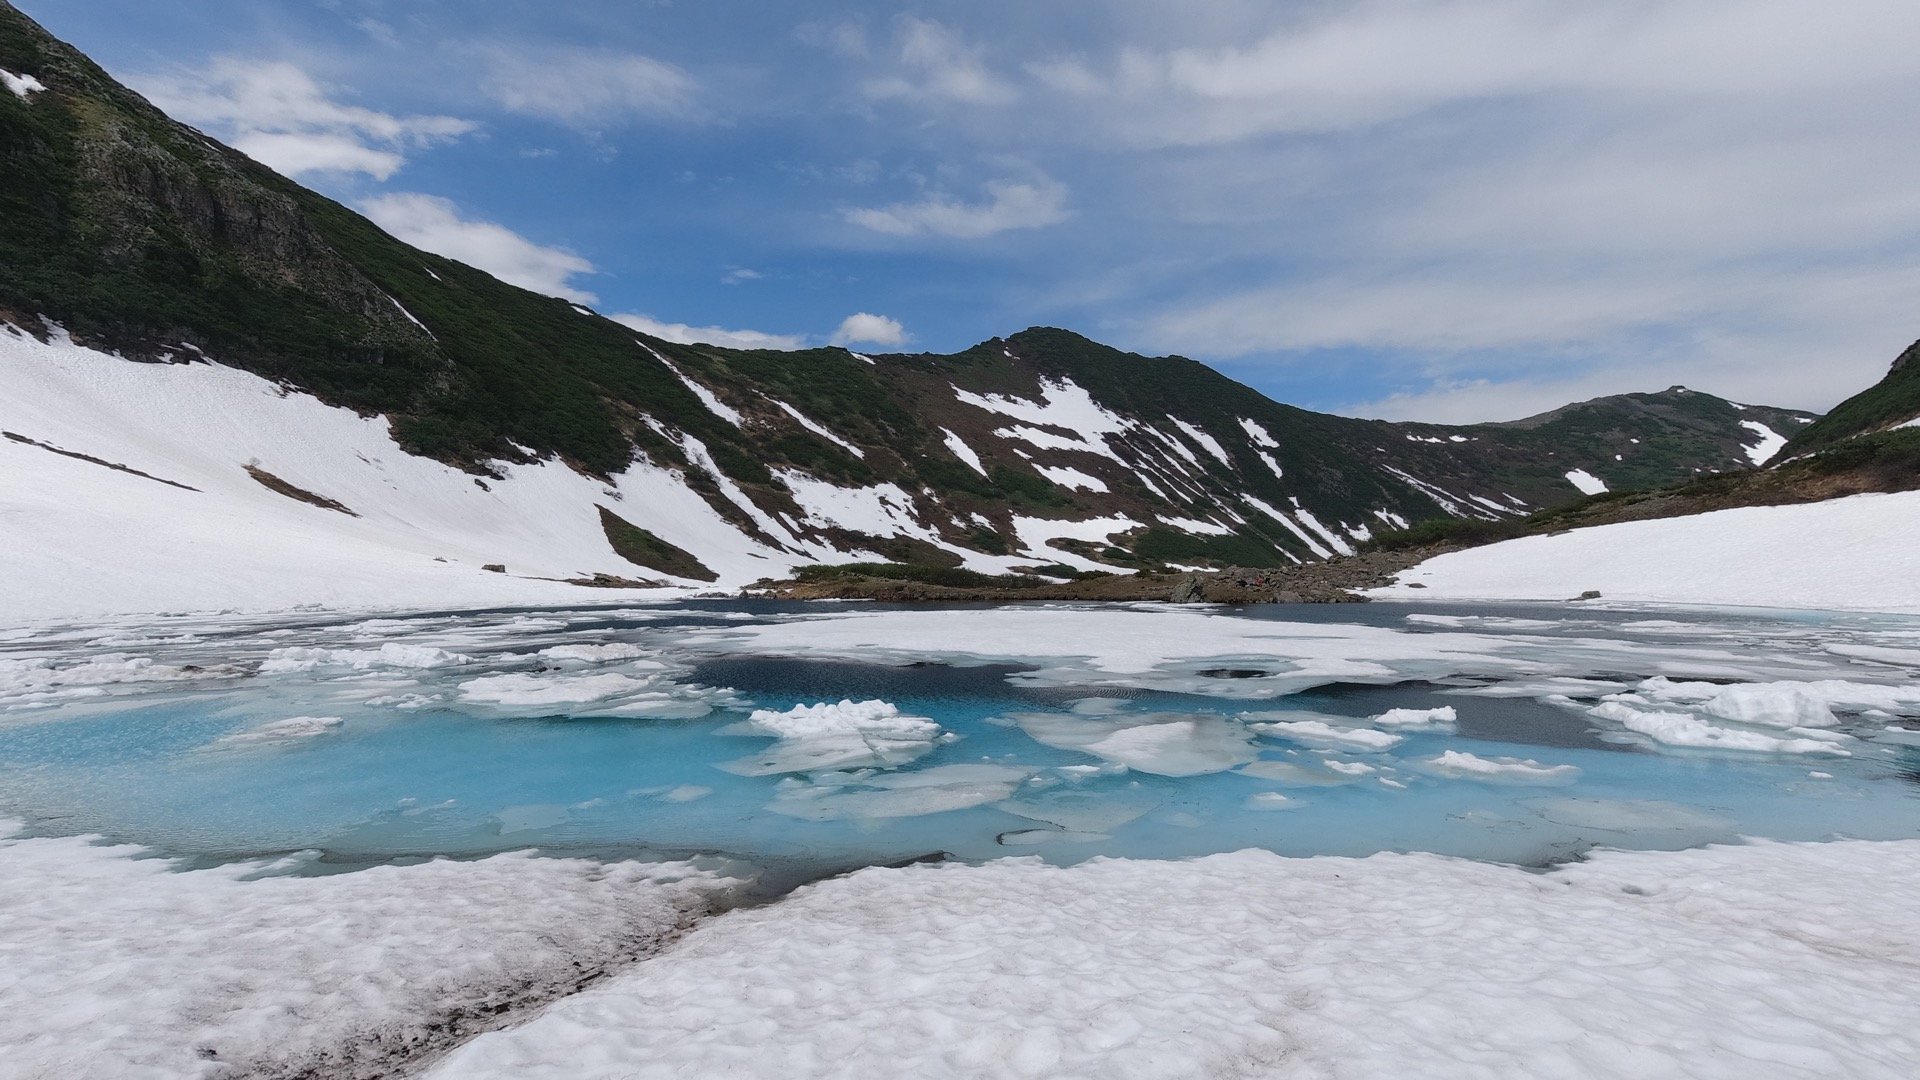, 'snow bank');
1374,492,1920,613
0,822,737,1080
434,838,1920,1079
